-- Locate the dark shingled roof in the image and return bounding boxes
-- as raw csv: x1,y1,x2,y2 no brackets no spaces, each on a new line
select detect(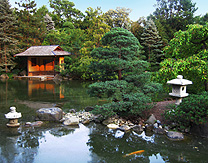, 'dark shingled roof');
15,45,71,57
